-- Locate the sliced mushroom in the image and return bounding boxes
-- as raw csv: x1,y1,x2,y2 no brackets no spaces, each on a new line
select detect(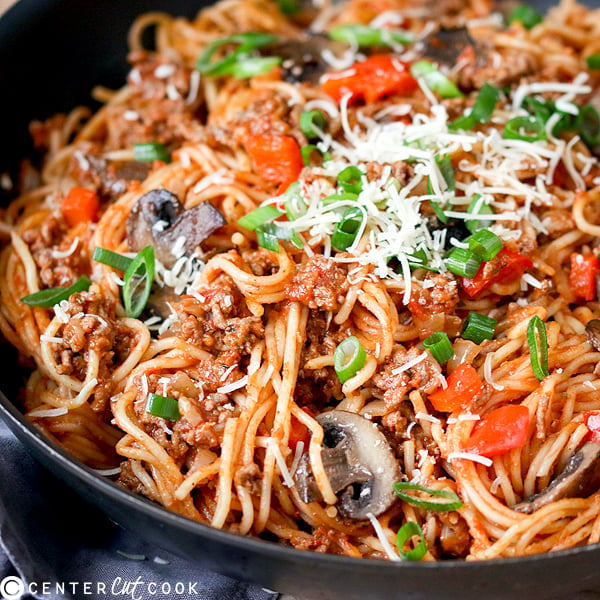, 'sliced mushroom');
260,34,348,84
514,441,600,513
126,189,226,268
86,155,151,200
585,319,600,351
294,410,400,520
420,27,477,67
